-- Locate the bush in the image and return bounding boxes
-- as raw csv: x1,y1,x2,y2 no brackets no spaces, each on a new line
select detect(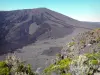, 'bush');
44,58,71,75
0,54,36,75
0,61,10,75
44,52,100,75
0,67,10,75
68,42,75,47
0,61,7,67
